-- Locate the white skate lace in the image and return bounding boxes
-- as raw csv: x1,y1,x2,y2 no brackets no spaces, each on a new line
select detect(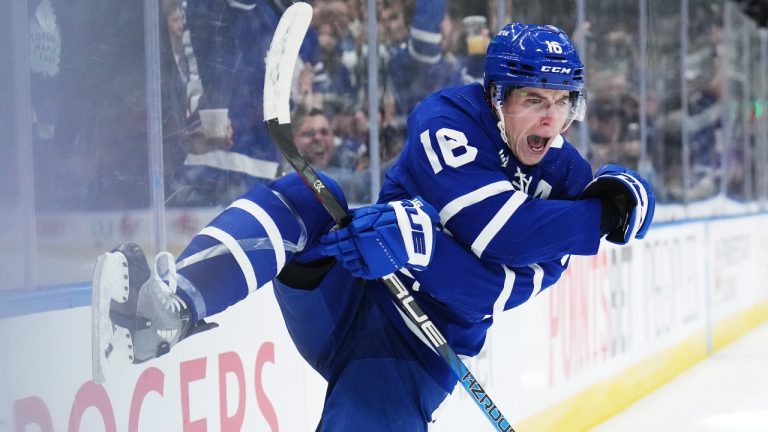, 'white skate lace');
153,251,185,314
